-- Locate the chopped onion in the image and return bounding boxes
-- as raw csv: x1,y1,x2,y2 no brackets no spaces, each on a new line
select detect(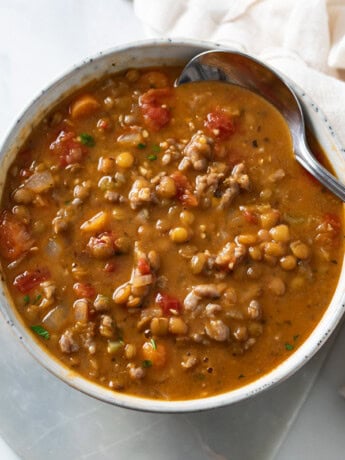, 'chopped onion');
132,274,153,287
73,299,89,323
42,304,68,332
117,131,142,146
25,170,54,193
